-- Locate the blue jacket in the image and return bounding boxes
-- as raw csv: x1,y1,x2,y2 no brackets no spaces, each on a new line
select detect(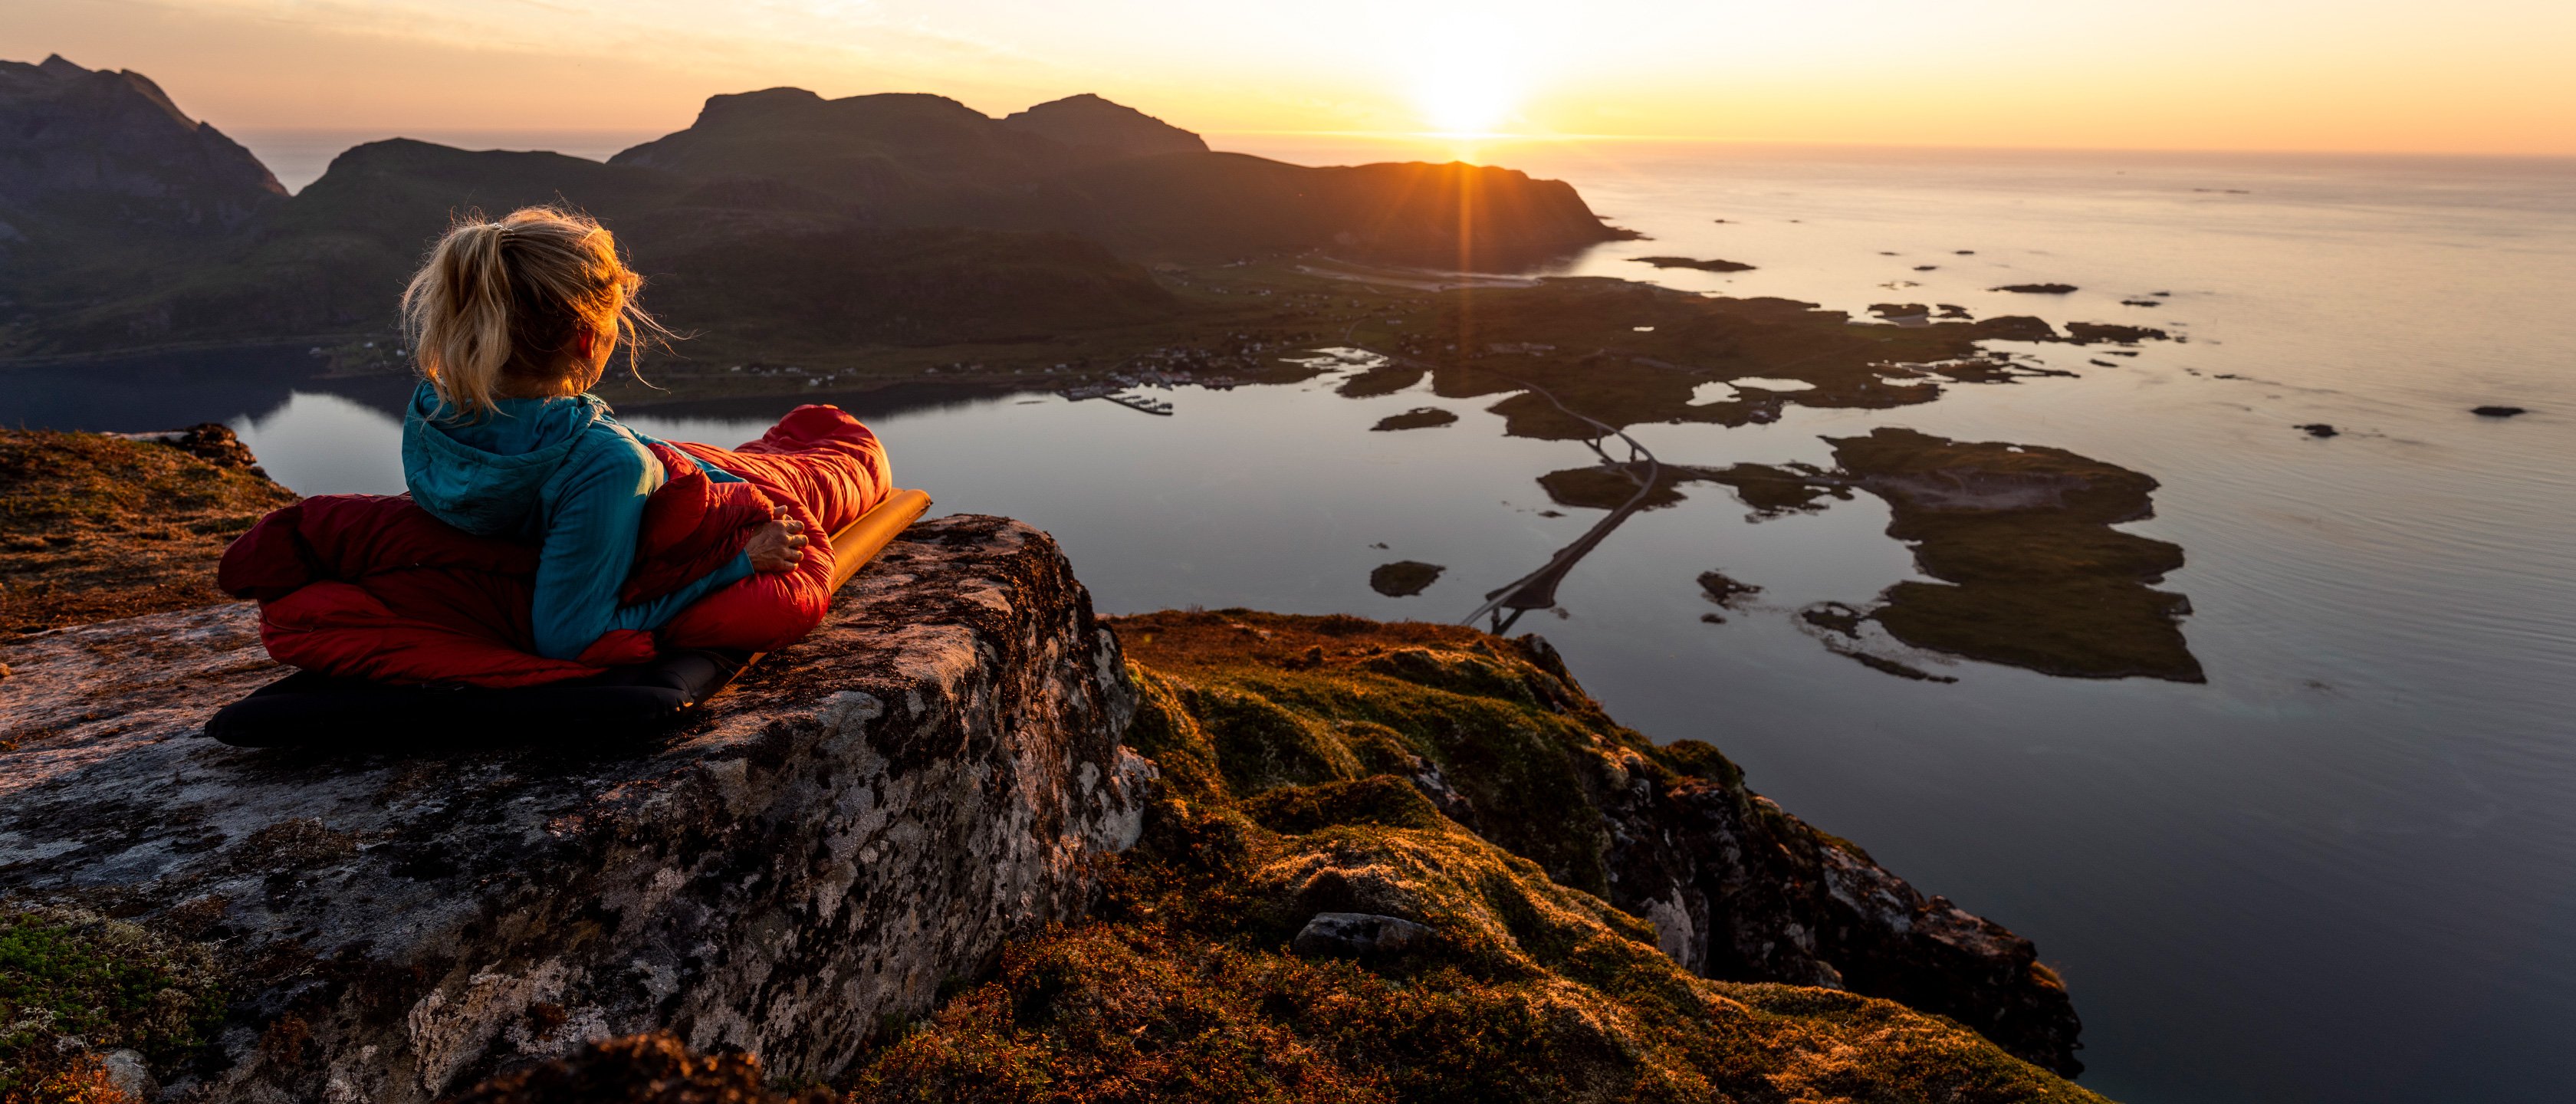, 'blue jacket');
401,383,752,659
